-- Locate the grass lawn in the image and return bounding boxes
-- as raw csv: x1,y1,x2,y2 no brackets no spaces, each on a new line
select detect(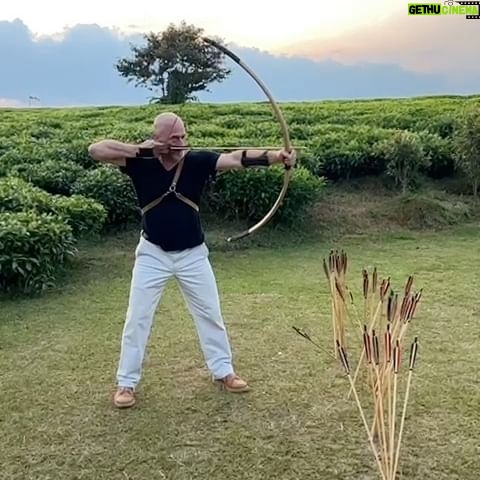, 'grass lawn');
1,224,479,480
